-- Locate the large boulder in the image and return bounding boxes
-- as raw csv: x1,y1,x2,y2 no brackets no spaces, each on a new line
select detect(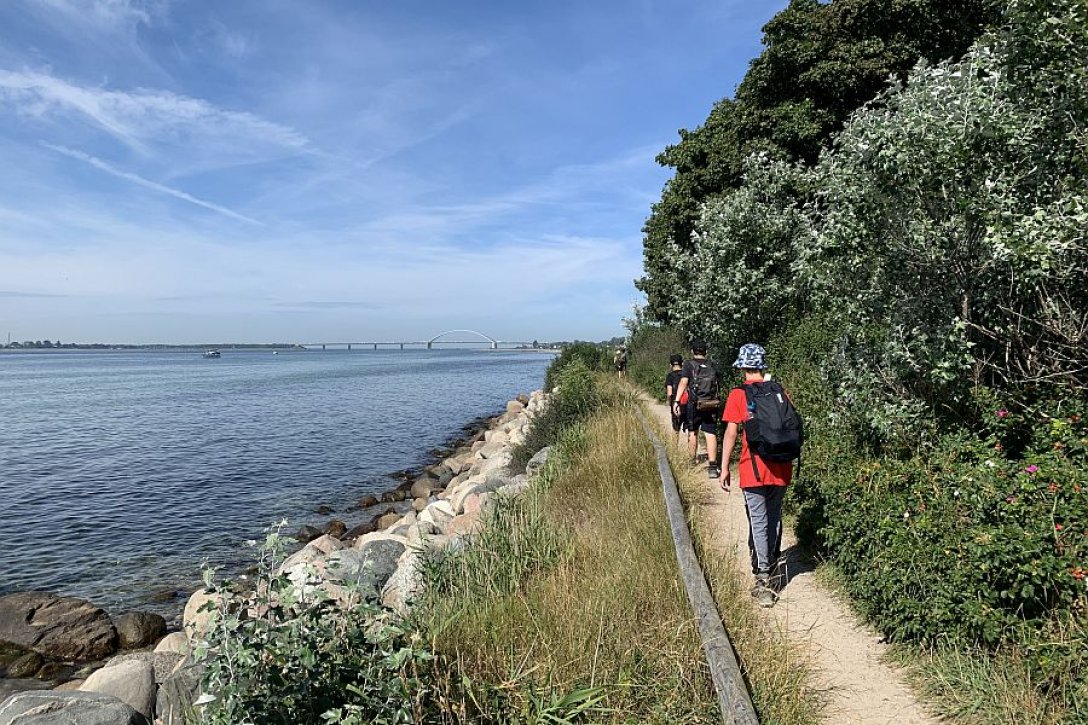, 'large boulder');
79,659,156,720
155,662,204,724
114,612,167,650
475,441,505,460
181,589,222,642
4,652,43,679
153,632,189,657
410,477,437,499
0,679,52,703
0,691,147,725
381,551,423,616
525,447,552,477
321,540,406,603
477,450,513,478
0,593,118,662
498,474,532,498
103,652,184,684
